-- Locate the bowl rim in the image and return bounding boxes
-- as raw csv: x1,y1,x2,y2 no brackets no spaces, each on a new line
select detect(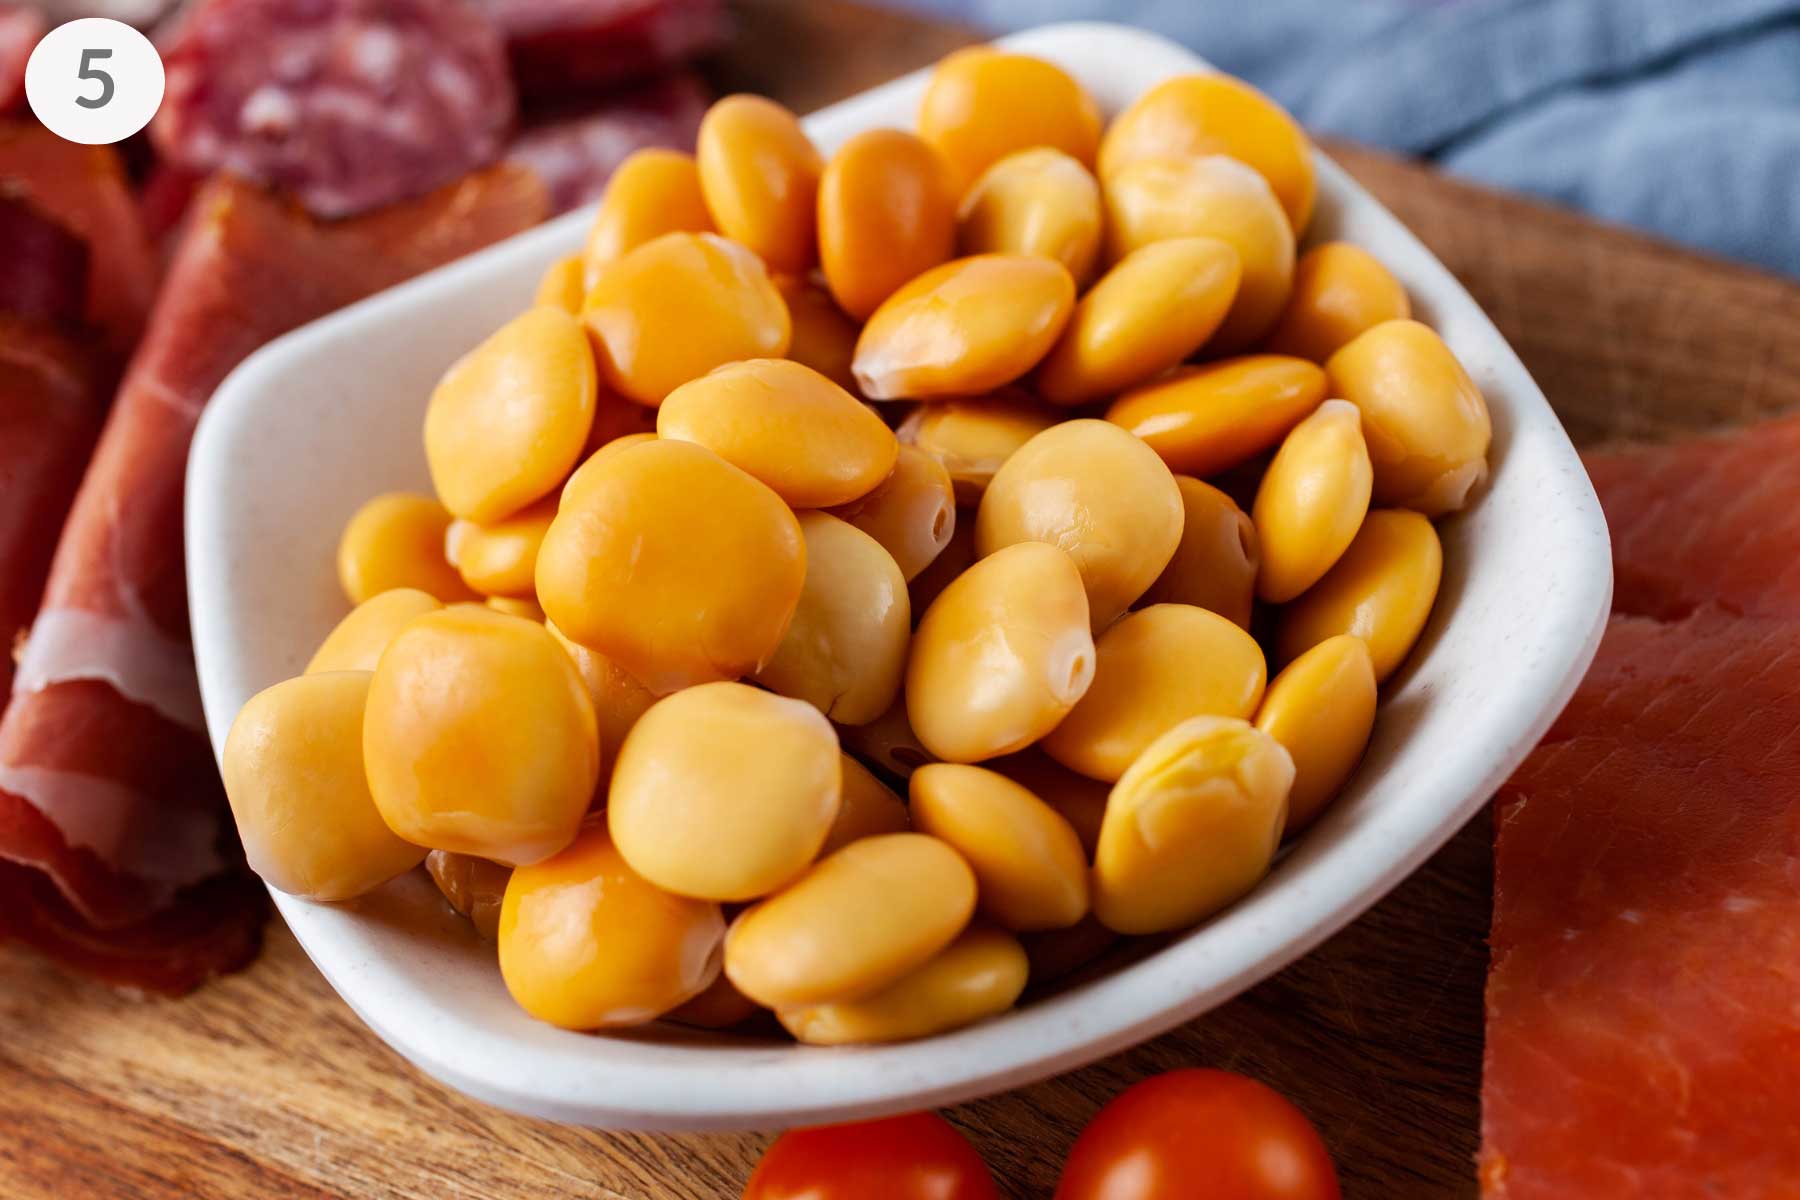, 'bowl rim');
188,19,1612,1130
